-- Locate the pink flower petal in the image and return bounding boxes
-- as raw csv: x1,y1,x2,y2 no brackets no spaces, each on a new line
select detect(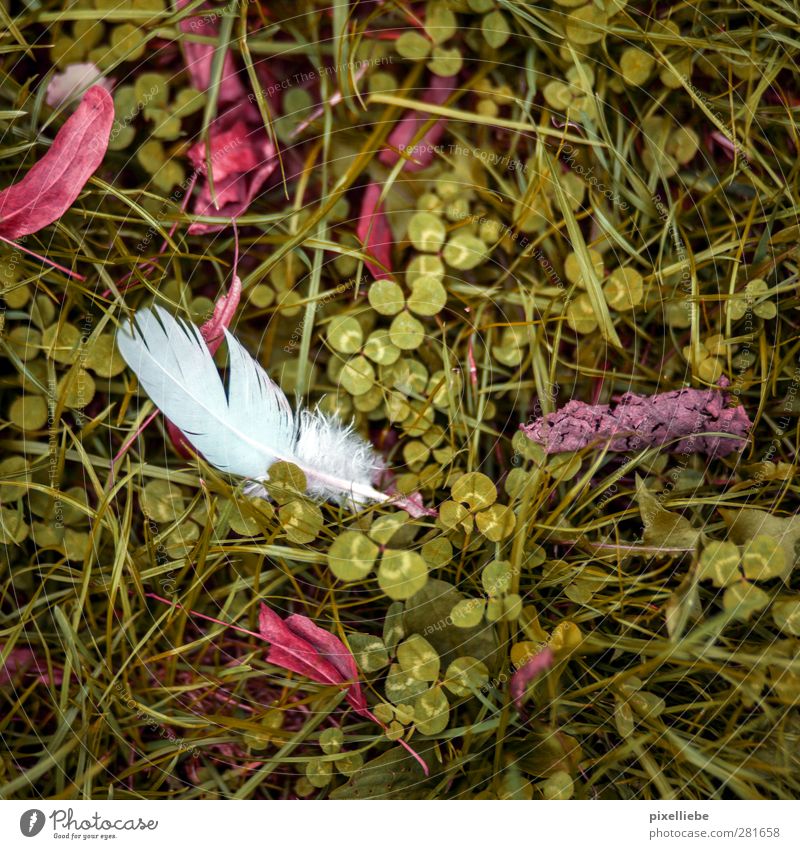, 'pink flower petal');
200,273,242,354
186,121,277,234
258,604,345,686
357,182,393,280
284,614,367,715
258,604,368,716
0,86,114,240
187,121,263,182
510,647,554,713
379,75,454,172
176,0,247,105
392,491,438,518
